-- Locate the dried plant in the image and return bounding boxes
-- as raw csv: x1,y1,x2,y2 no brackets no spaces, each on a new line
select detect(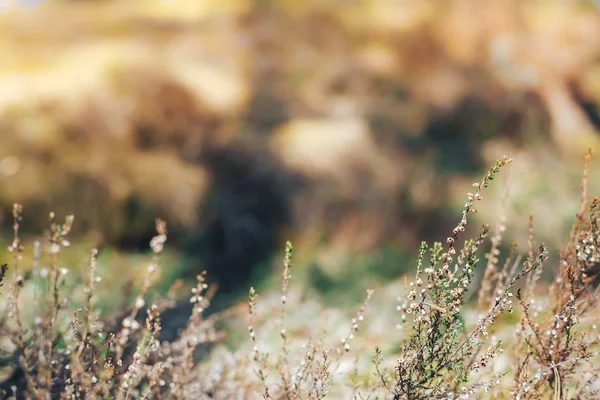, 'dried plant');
510,149,600,399
1,153,599,399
